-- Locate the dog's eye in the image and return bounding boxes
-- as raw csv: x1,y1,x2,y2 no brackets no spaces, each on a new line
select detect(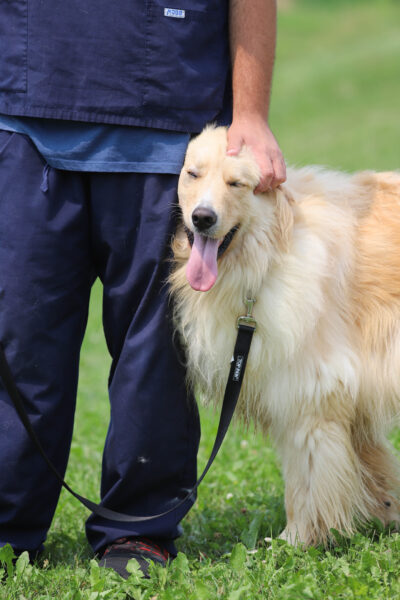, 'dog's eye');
228,180,243,188
187,170,199,179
